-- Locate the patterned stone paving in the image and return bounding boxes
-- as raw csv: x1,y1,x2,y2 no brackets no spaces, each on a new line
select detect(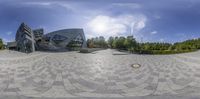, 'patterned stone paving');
0,49,200,98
